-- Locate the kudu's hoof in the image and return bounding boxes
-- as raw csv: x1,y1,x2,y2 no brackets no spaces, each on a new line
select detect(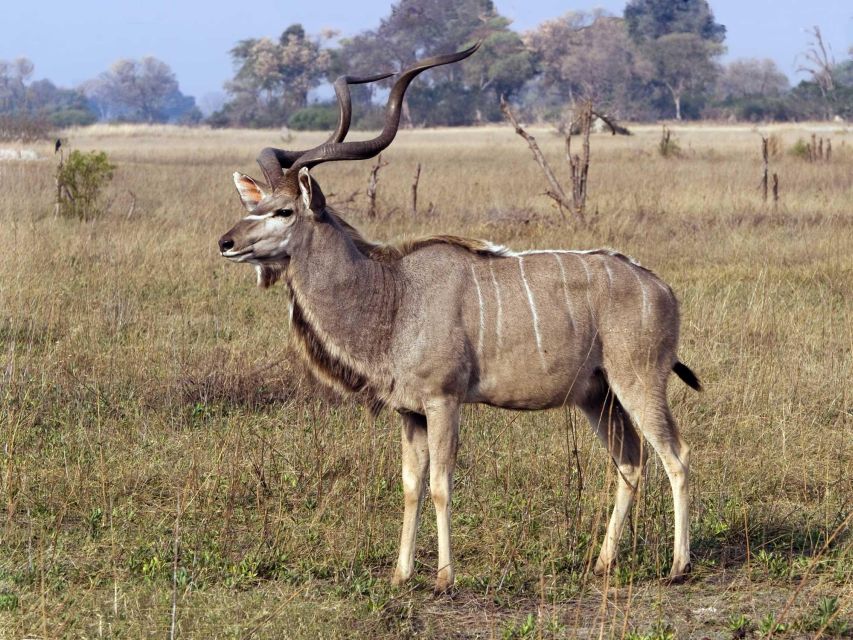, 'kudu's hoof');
666,561,692,584
592,557,613,576
432,573,455,596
